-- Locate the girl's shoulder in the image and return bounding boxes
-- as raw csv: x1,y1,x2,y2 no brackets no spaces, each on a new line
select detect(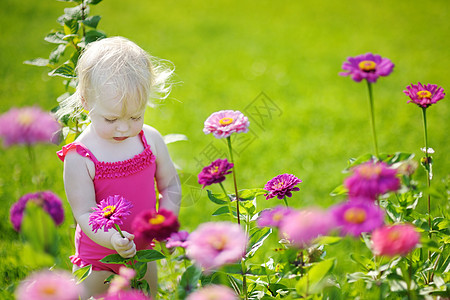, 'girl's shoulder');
142,124,165,155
